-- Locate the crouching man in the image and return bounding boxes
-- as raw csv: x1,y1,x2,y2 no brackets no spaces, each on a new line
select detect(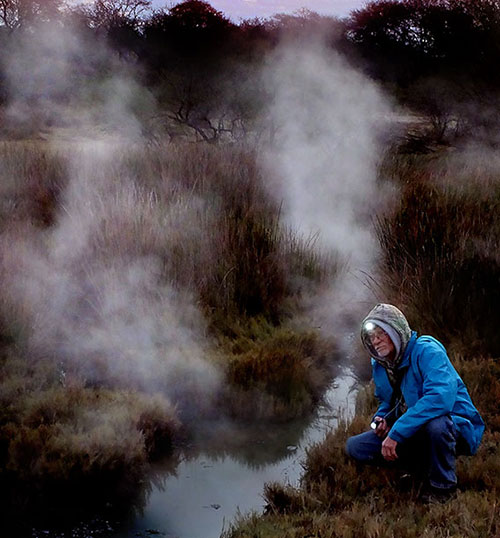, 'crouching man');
346,303,484,503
